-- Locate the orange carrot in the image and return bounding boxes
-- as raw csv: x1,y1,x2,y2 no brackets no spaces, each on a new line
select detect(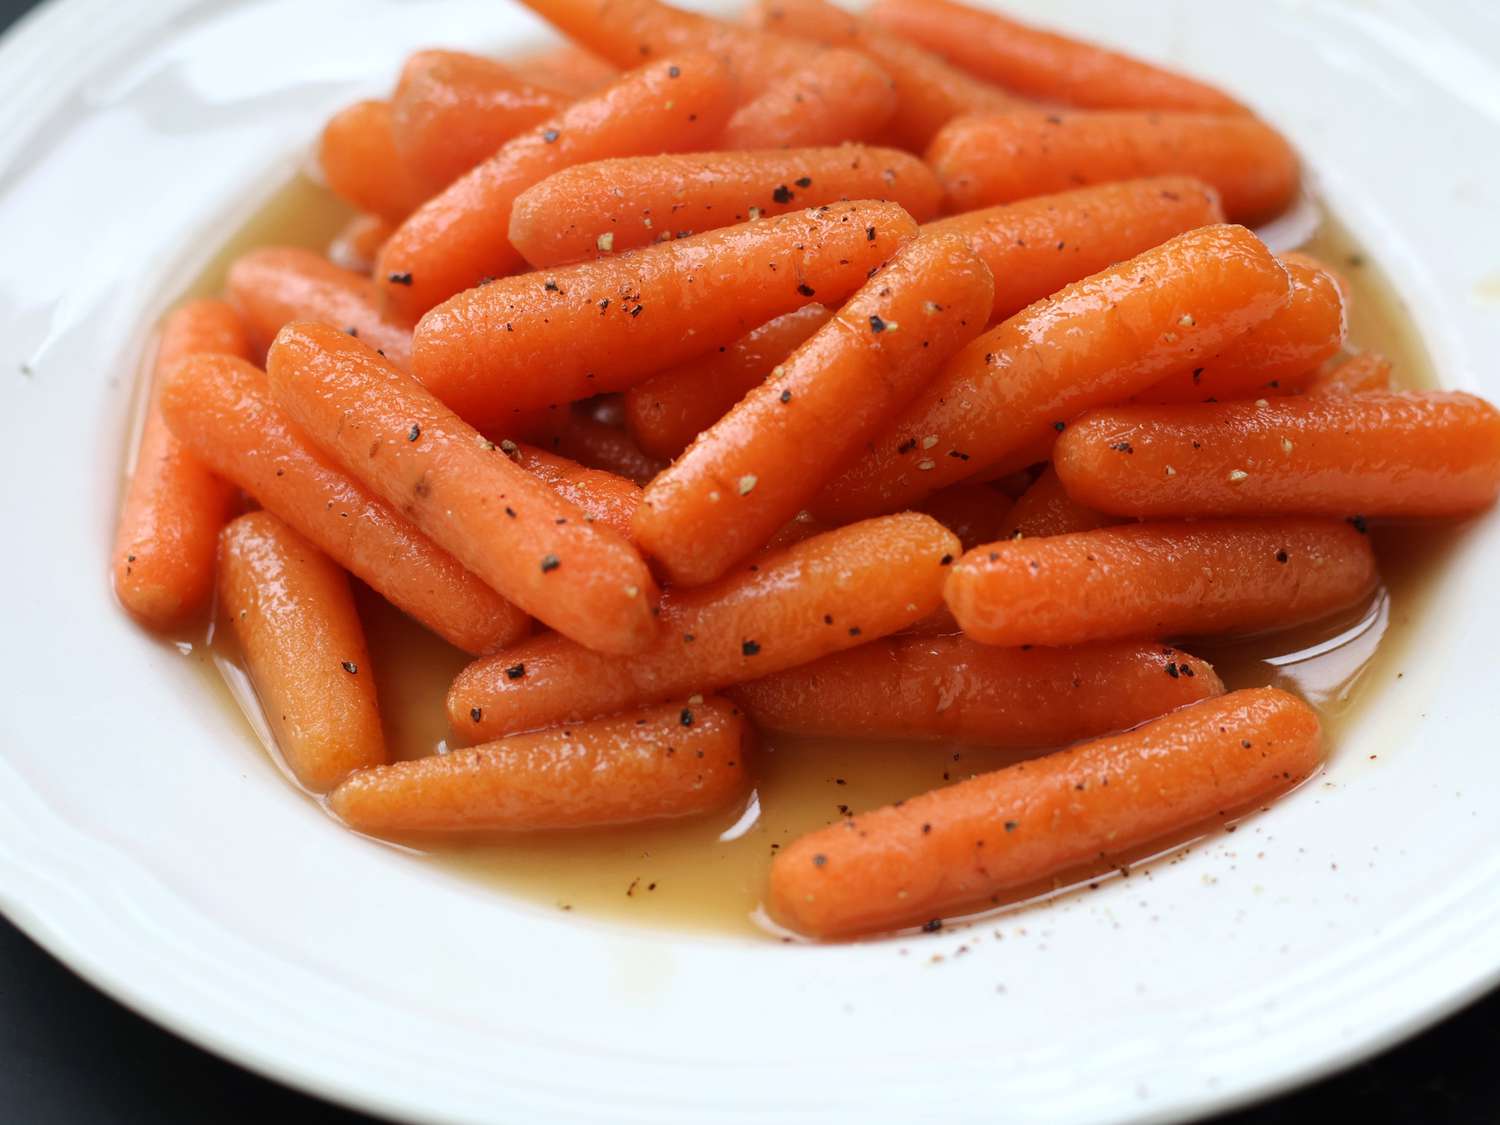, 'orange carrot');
924,177,1224,321
508,43,620,97
509,146,941,267
1052,393,1500,520
112,299,250,630
733,636,1222,745
412,200,920,421
449,512,959,740
869,0,1245,114
545,411,668,485
377,54,737,320
769,687,1320,937
390,50,569,194
904,484,1009,552
1004,465,1117,539
719,49,898,150
159,353,528,654
331,698,750,833
267,322,659,654
945,519,1377,647
226,246,413,369
929,111,1298,226
327,214,395,275
625,305,833,461
636,235,991,584
319,100,429,223
1306,351,1392,396
503,440,642,542
218,512,386,792
813,224,1291,520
